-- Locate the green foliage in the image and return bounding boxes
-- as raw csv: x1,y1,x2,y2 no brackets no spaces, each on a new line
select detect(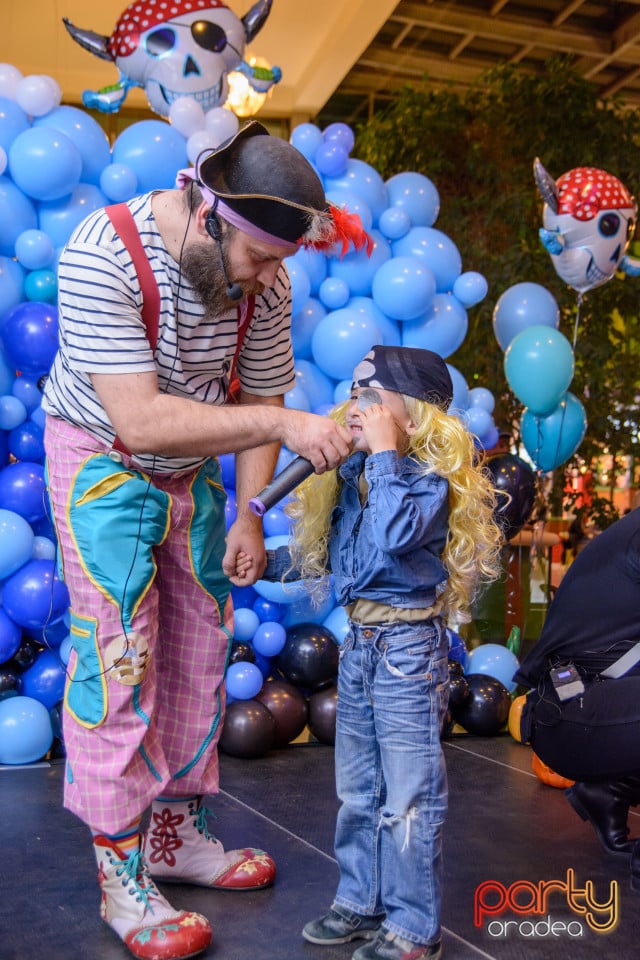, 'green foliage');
352,59,640,477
